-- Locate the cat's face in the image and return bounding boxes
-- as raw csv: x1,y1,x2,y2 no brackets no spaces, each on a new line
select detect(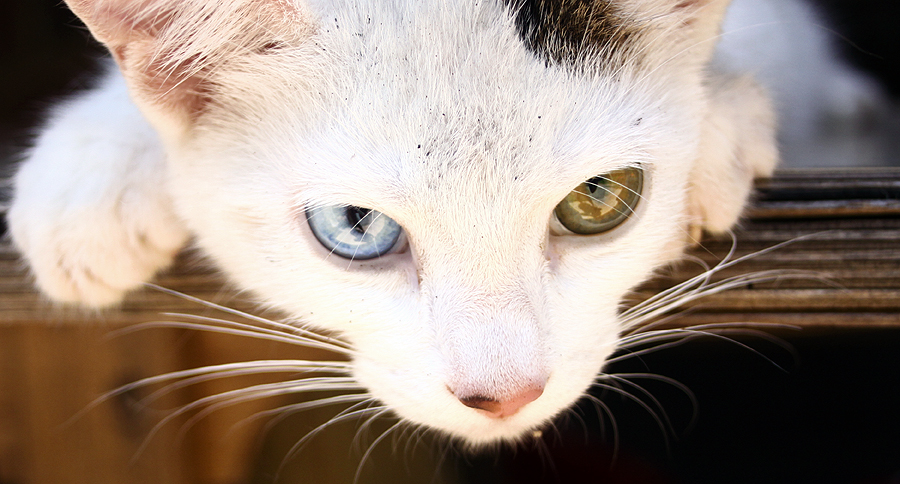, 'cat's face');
63,0,775,444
